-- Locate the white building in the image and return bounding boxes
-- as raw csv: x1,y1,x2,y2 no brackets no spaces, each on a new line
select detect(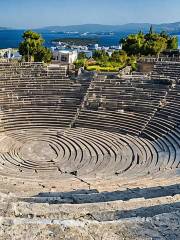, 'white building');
12,51,22,60
79,50,93,58
52,49,78,64
110,45,122,50
0,48,22,60
88,44,99,50
107,50,114,57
